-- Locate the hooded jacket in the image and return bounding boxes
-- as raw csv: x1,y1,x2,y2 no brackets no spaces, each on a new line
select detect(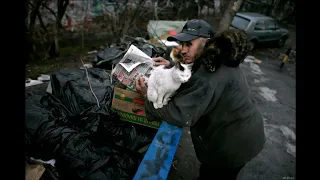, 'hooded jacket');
144,29,266,168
